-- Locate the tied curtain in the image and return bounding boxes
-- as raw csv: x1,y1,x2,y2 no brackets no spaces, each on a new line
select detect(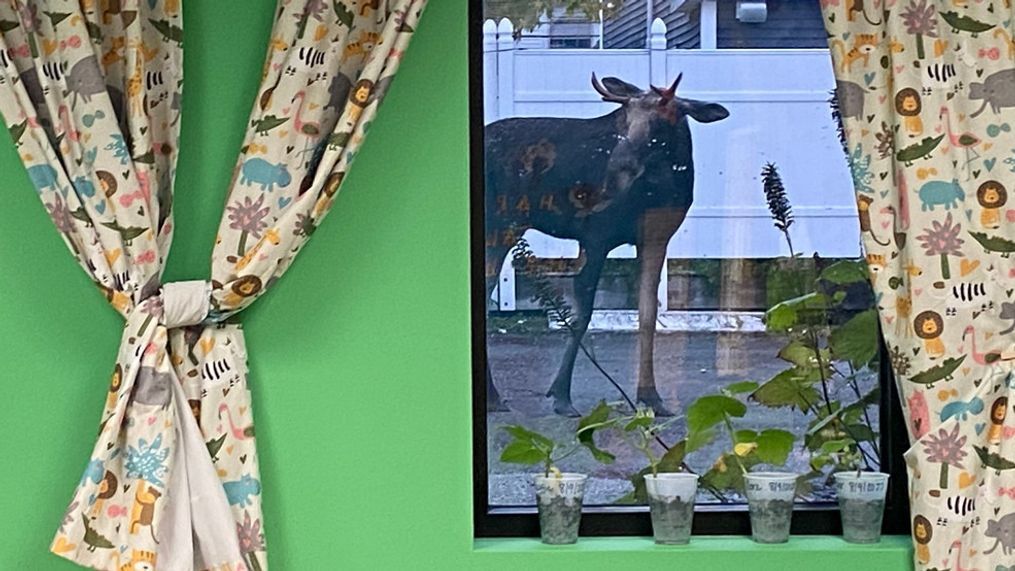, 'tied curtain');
823,1,1015,569
0,0,424,569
